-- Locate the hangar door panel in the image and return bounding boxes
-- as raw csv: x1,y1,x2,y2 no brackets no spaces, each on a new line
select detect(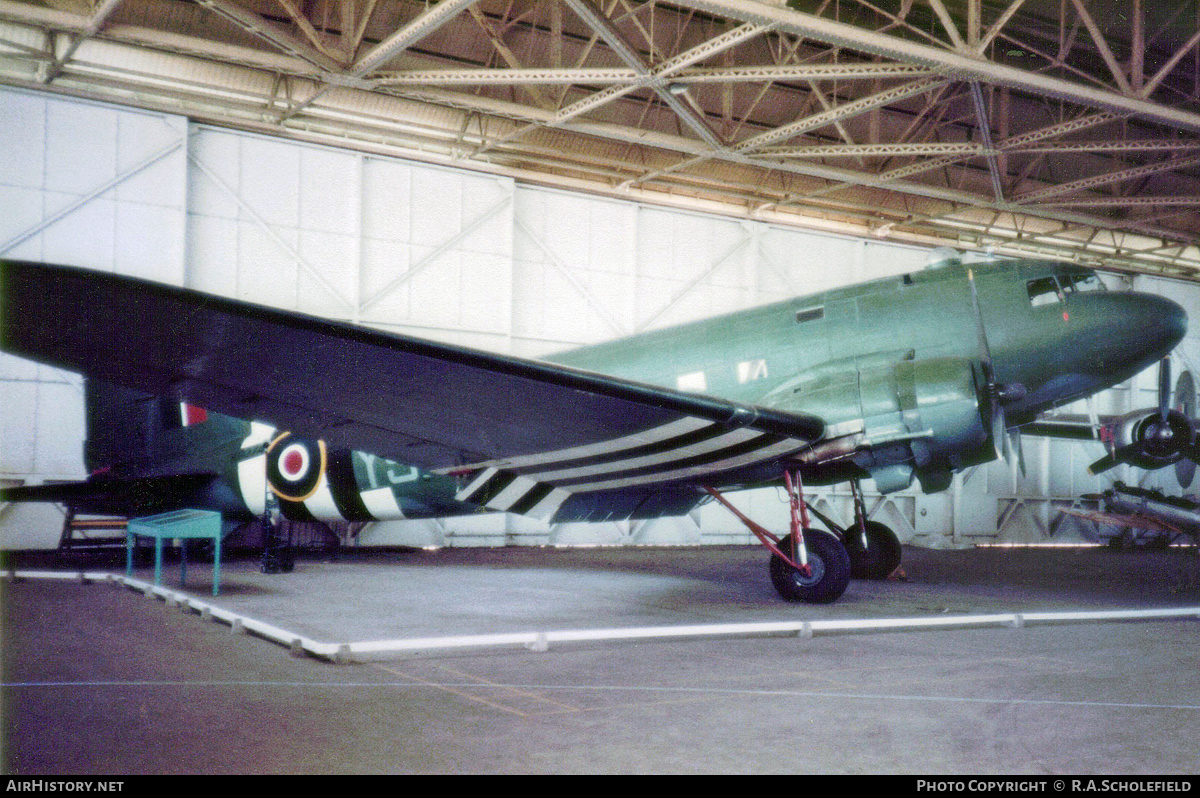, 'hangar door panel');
0,88,187,487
